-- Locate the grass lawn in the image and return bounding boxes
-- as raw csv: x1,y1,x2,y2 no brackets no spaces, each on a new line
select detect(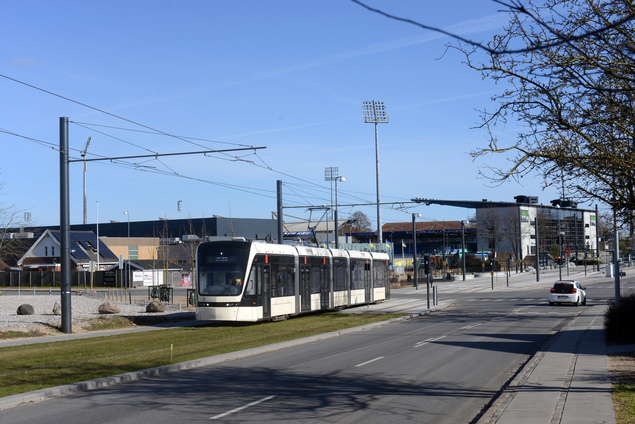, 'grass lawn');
0,312,406,398
609,352,635,424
